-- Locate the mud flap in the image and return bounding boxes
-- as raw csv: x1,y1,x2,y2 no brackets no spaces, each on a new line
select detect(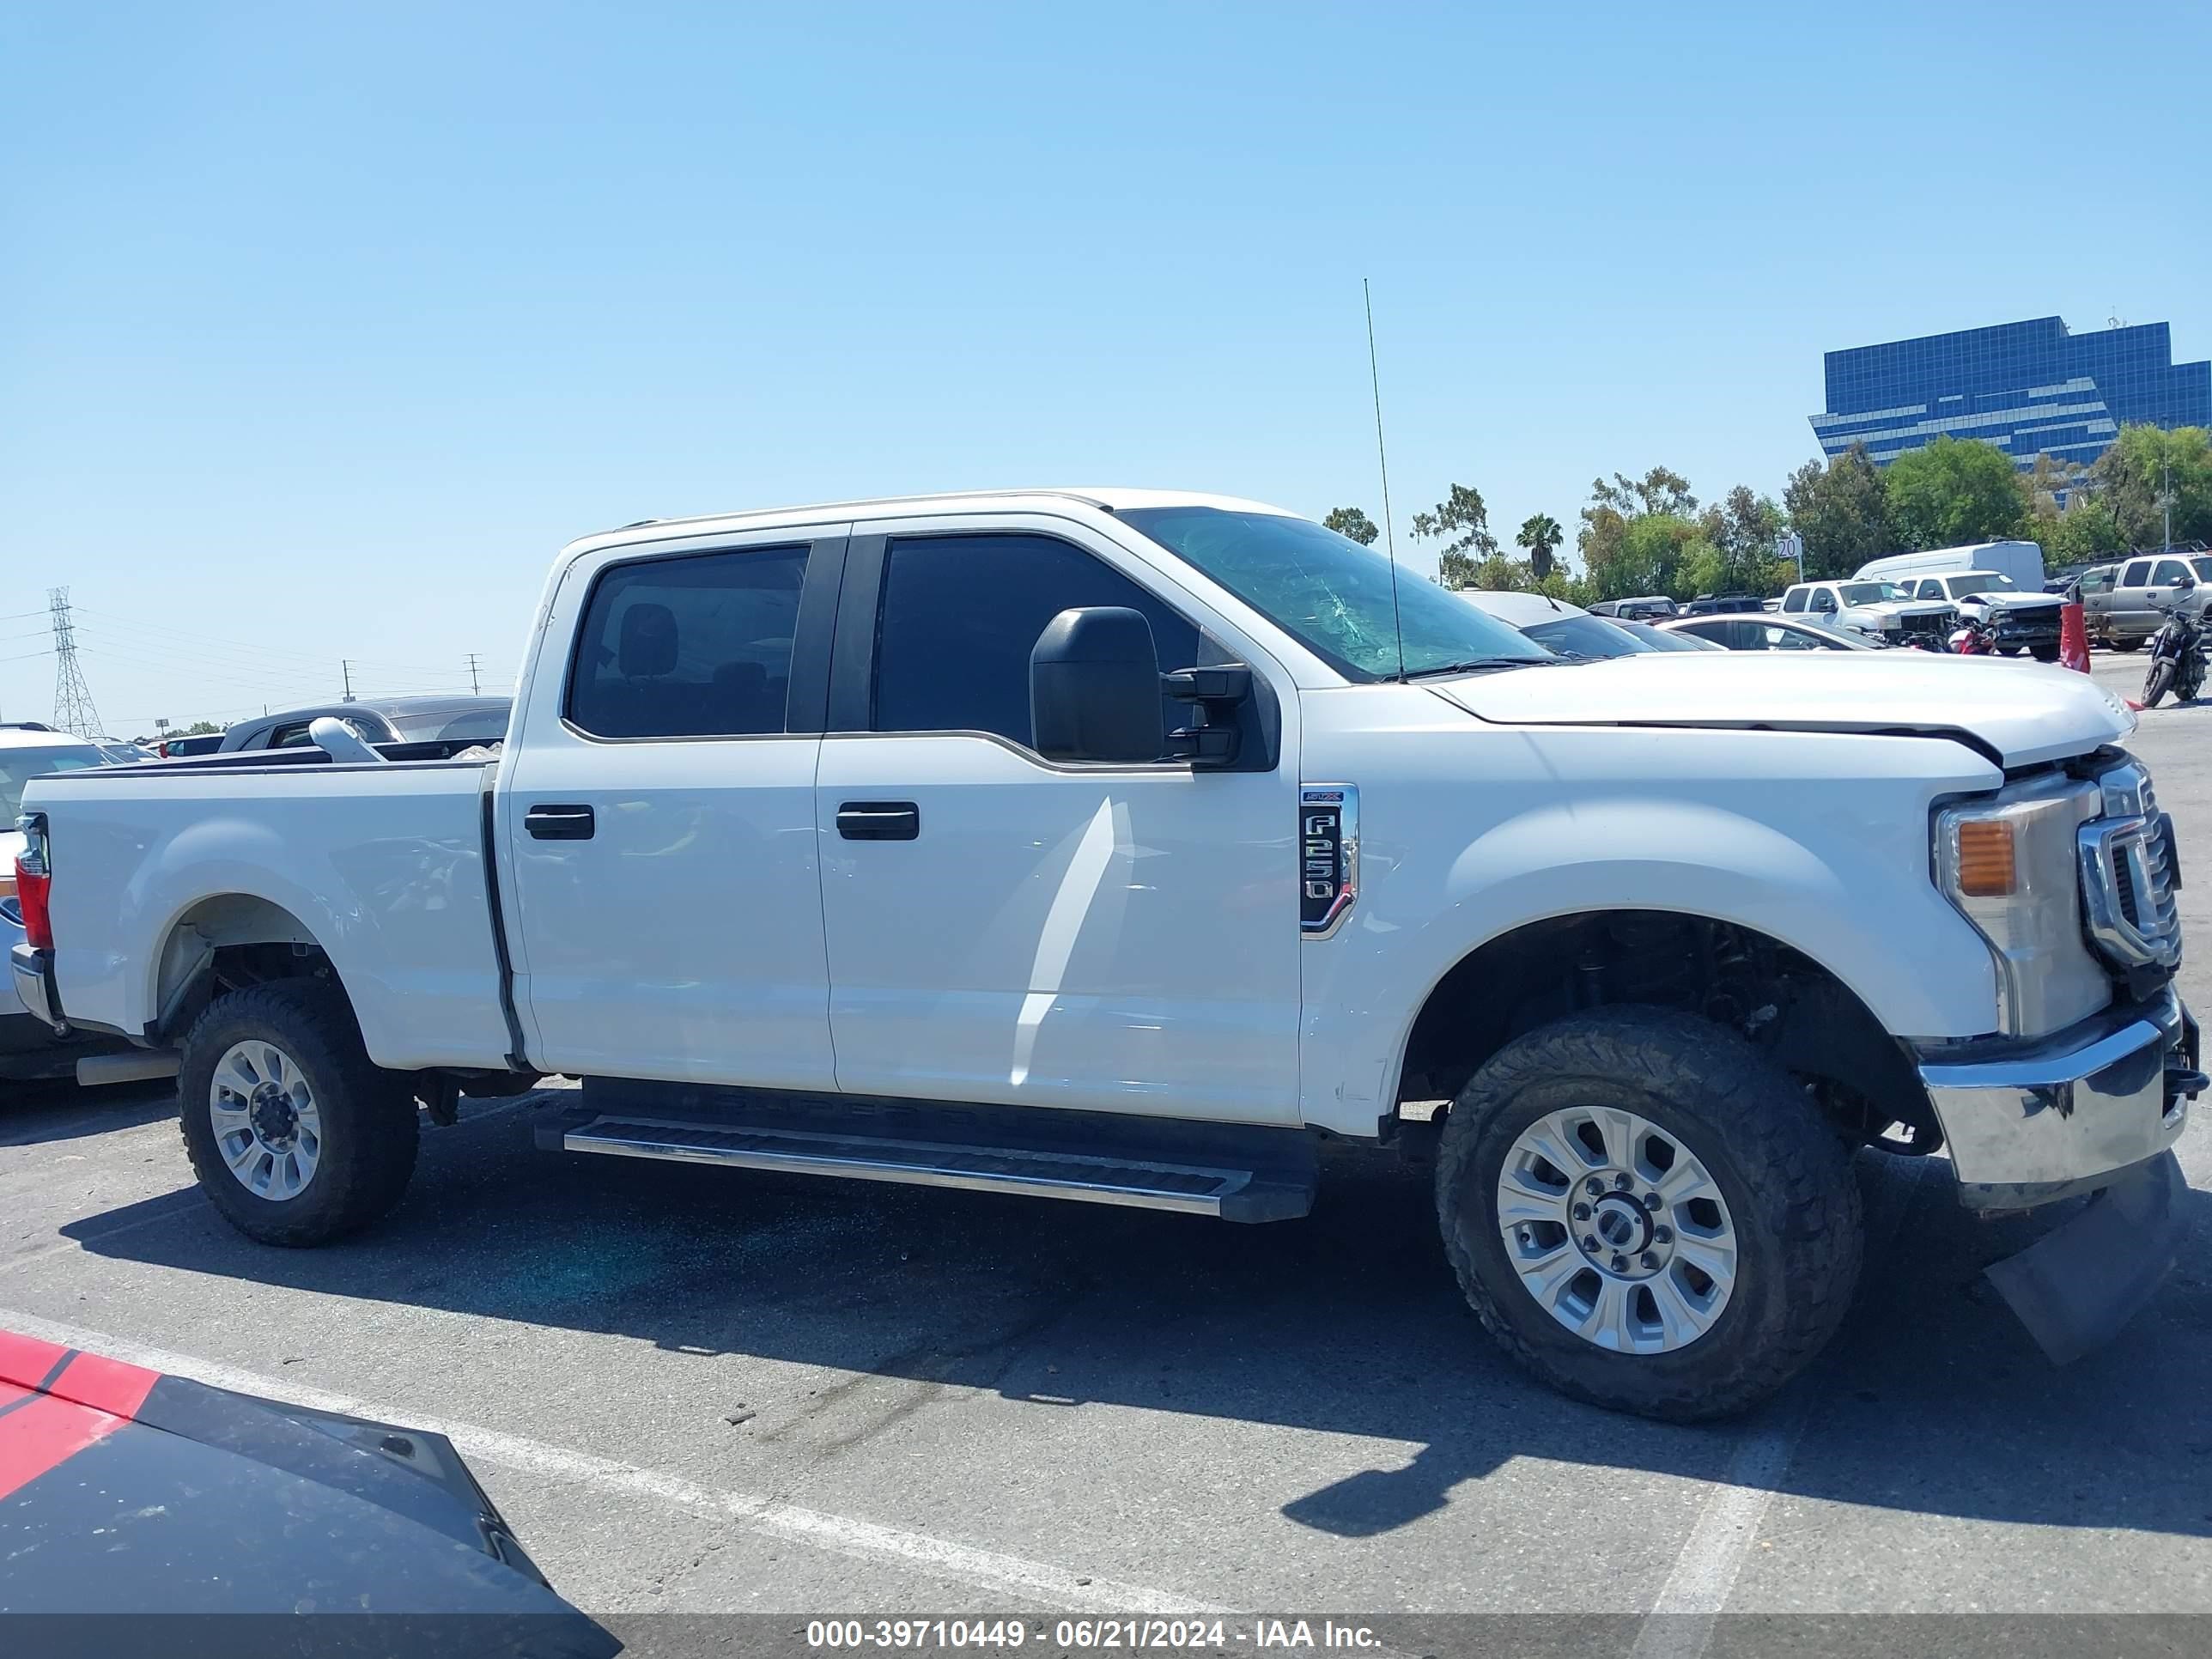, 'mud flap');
1984,1150,2185,1364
